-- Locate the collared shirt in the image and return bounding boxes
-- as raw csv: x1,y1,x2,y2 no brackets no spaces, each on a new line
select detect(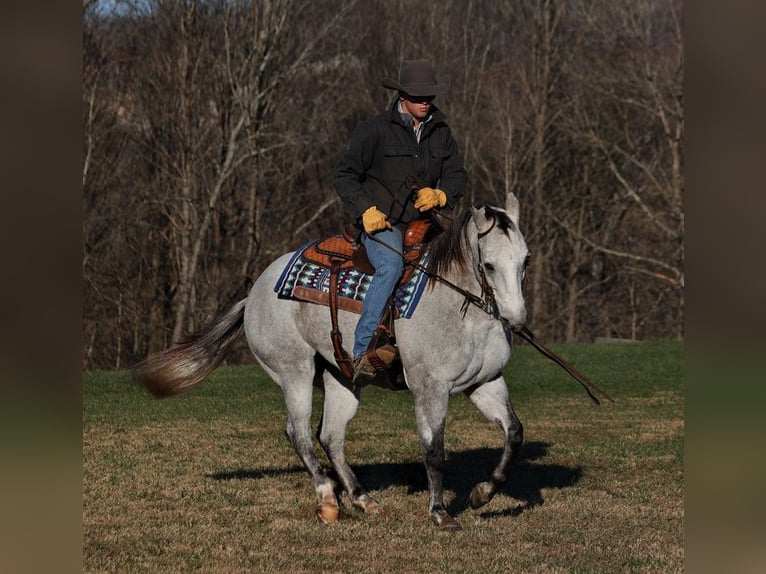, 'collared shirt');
397,100,432,143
